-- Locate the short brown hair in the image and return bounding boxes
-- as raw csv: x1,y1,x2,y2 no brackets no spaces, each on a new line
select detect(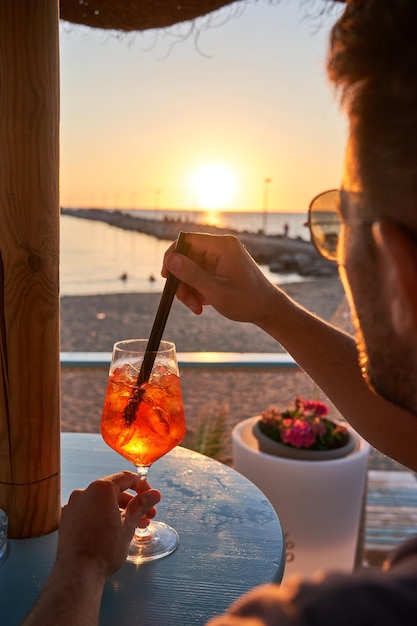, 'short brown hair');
327,0,417,220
